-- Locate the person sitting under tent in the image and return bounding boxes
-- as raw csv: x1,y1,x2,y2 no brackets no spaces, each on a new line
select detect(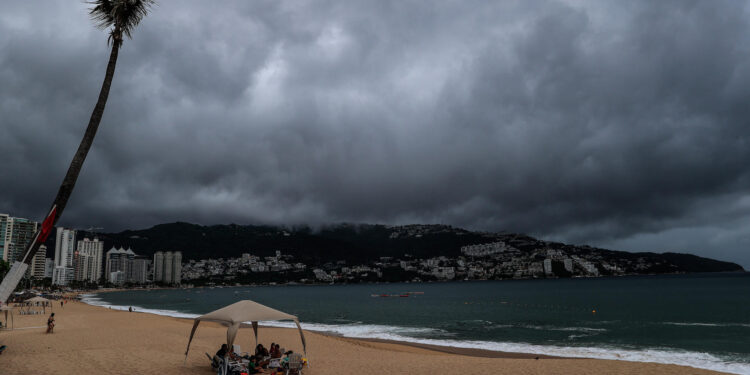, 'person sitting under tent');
216,344,229,359
245,355,266,374
269,343,281,358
